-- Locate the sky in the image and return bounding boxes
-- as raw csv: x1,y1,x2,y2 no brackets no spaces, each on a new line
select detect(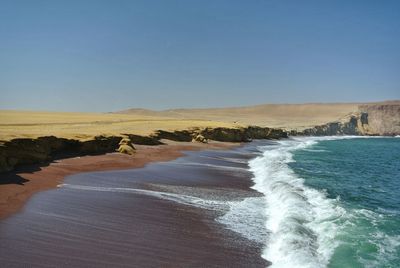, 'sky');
0,0,399,112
